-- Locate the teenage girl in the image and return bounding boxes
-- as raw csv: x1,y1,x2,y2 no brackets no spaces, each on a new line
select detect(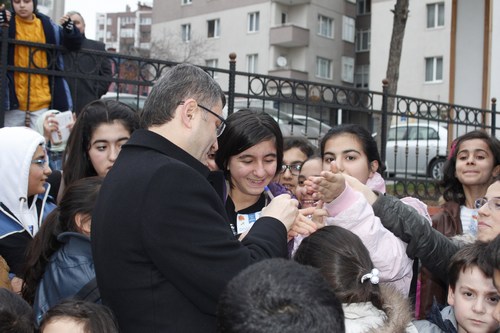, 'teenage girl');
302,124,431,294
214,109,317,239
